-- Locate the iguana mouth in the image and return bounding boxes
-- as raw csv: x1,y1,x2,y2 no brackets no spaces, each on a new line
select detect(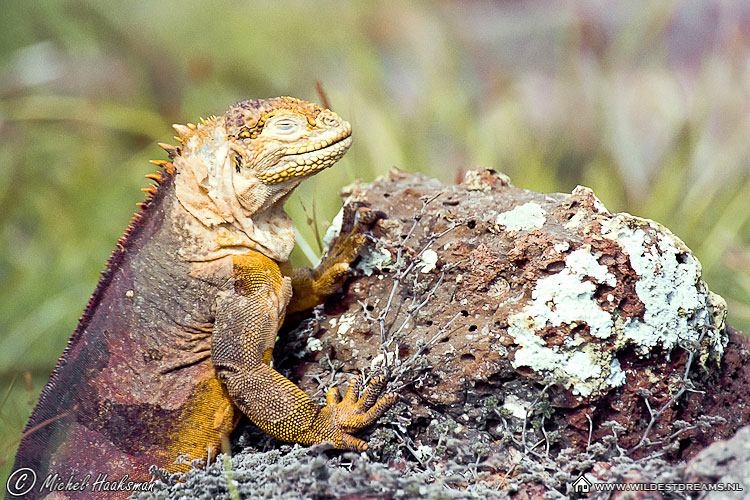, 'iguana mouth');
257,131,353,184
